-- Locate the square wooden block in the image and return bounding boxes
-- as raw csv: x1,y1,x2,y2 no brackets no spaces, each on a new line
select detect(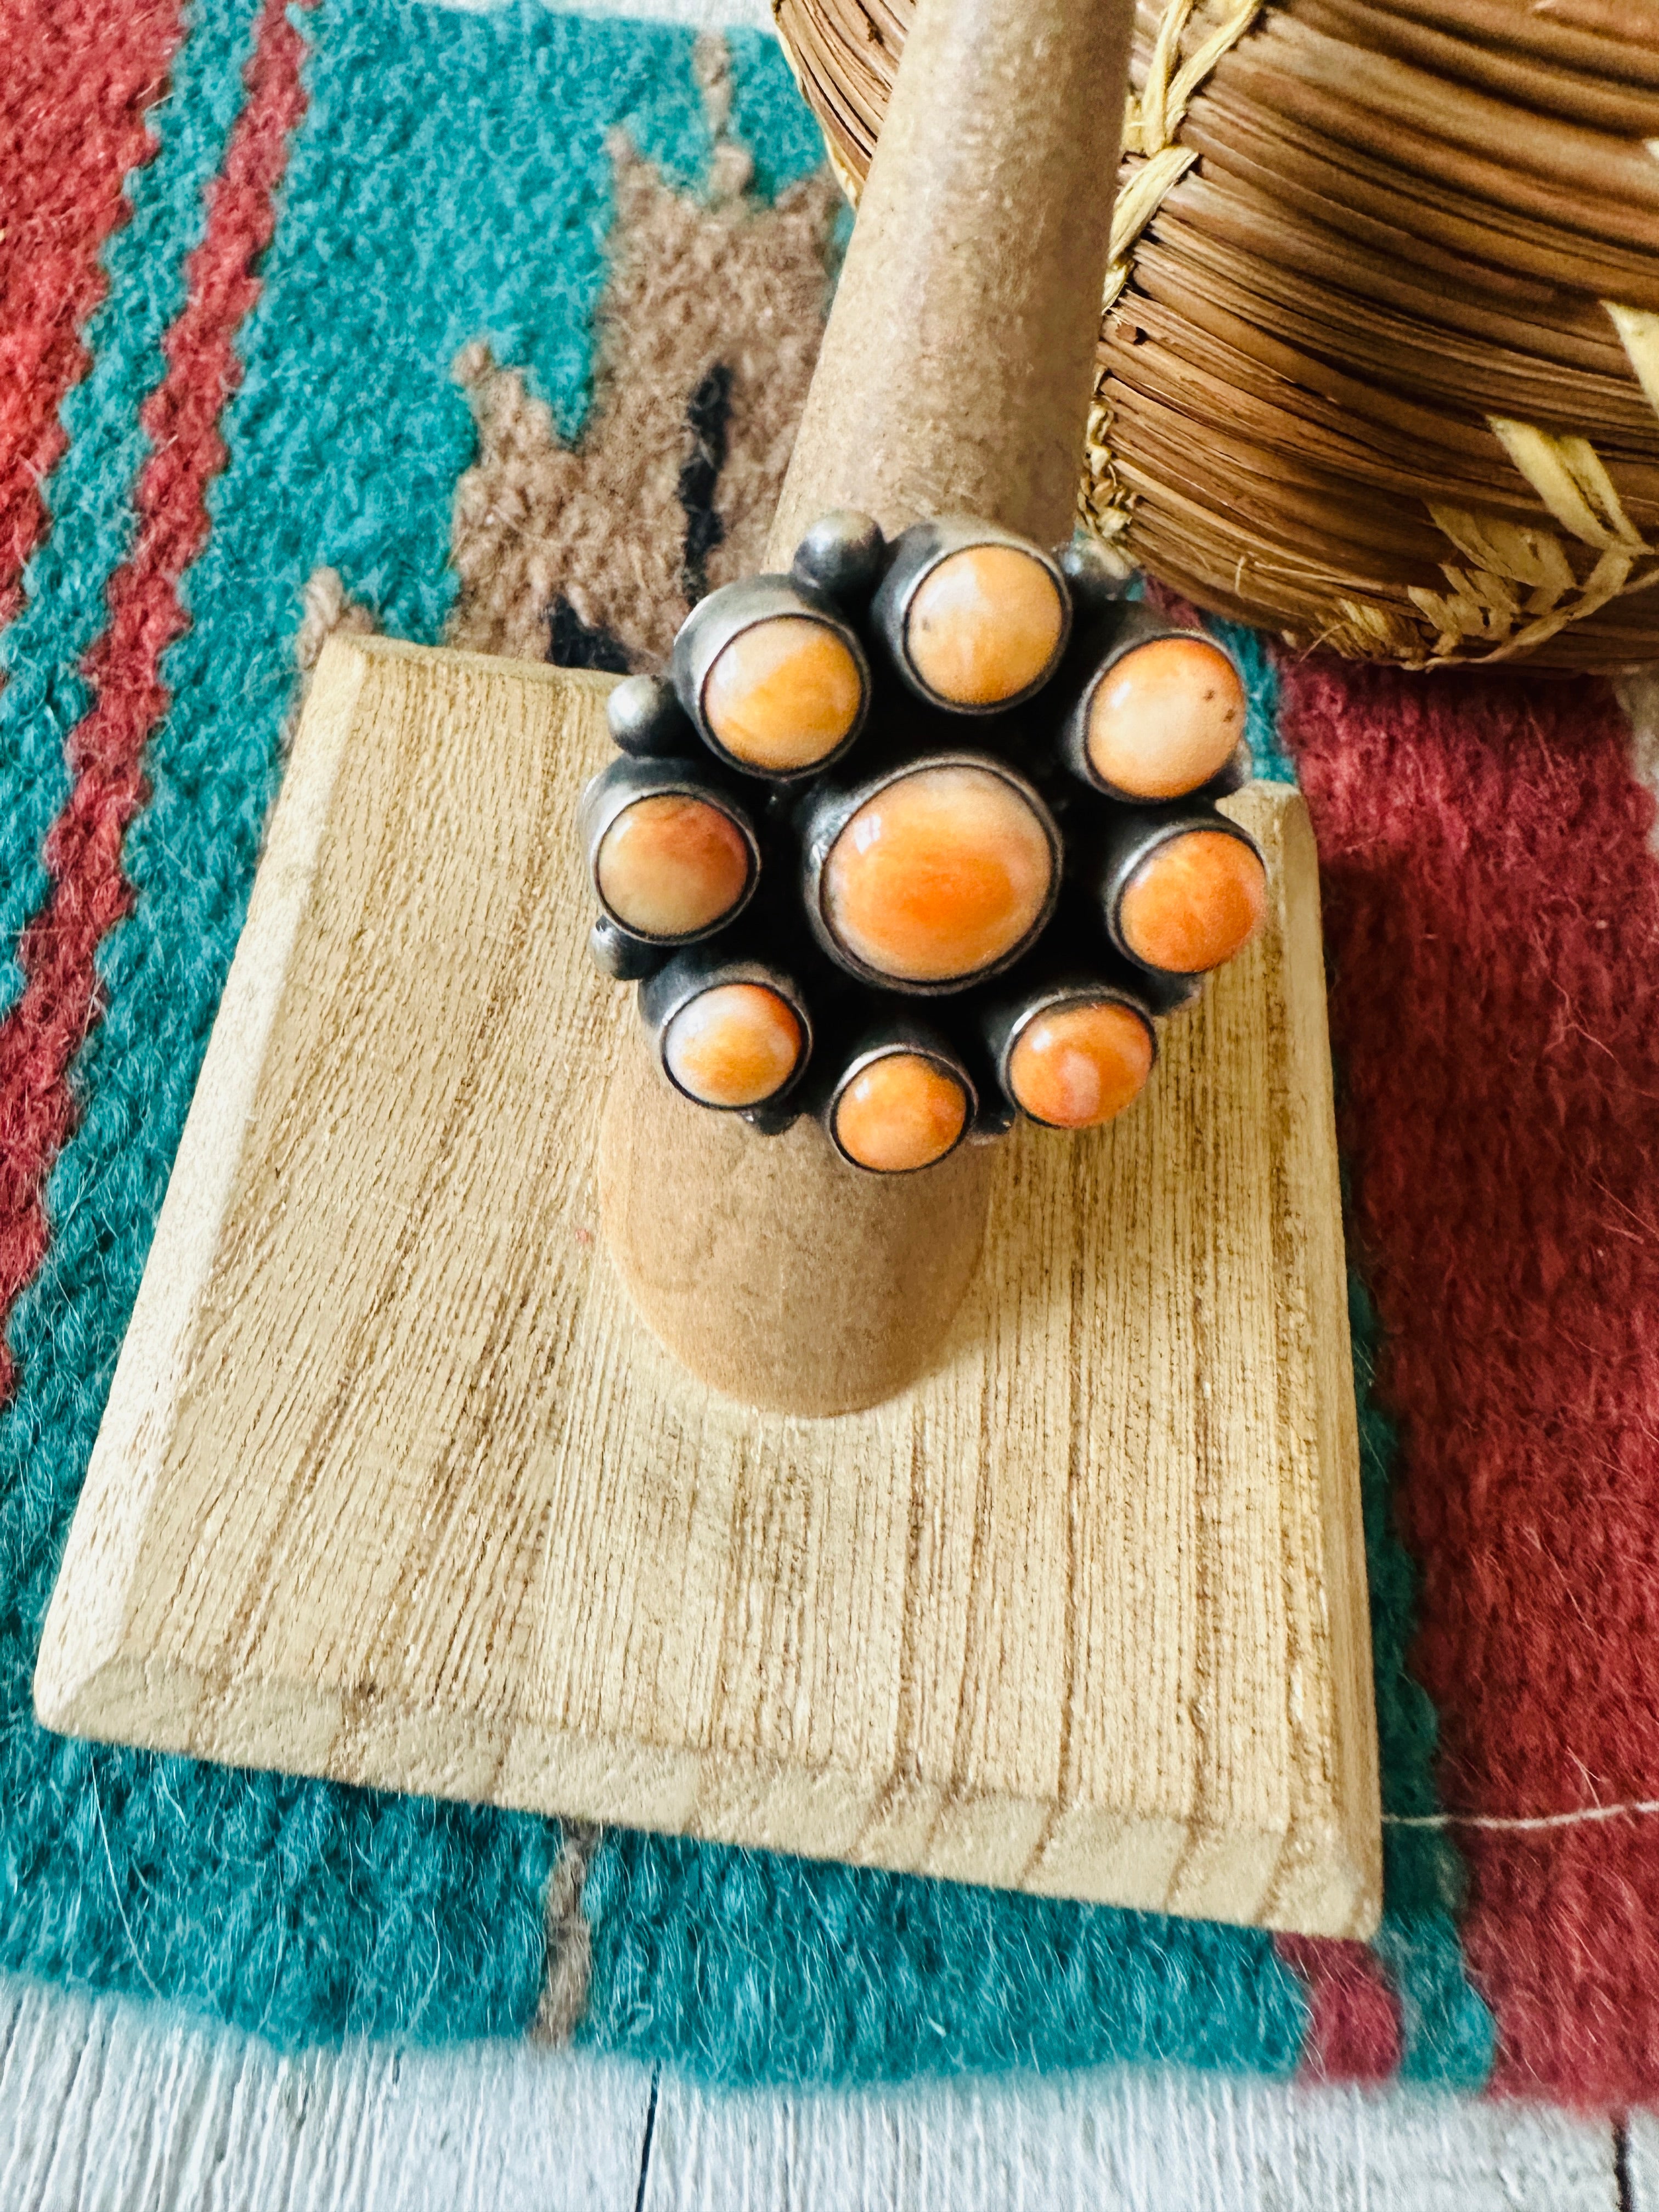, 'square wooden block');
36,634,1381,1937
